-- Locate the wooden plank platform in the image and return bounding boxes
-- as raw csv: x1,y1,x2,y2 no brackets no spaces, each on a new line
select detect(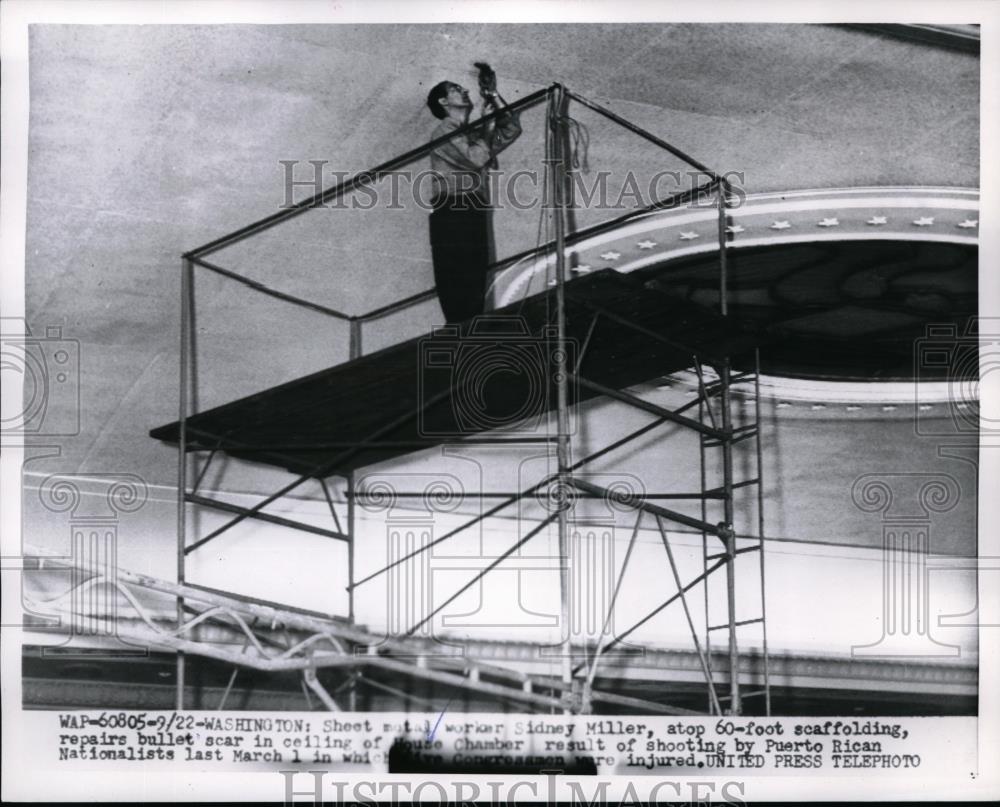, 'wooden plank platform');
149,269,764,476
